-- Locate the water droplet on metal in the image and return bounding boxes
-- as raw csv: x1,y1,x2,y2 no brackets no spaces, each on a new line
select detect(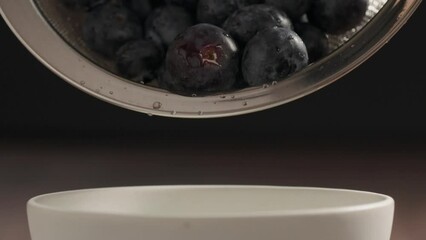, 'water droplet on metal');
192,93,197,97
171,110,177,115
243,101,248,106
147,113,153,117
153,102,162,110
263,84,270,89
140,81,145,85
272,81,278,86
